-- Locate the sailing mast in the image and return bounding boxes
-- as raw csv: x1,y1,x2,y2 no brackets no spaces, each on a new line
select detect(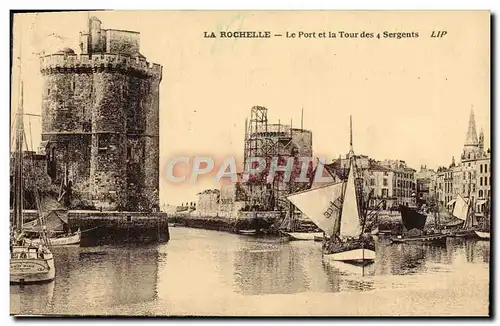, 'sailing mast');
464,171,474,230
14,82,24,232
